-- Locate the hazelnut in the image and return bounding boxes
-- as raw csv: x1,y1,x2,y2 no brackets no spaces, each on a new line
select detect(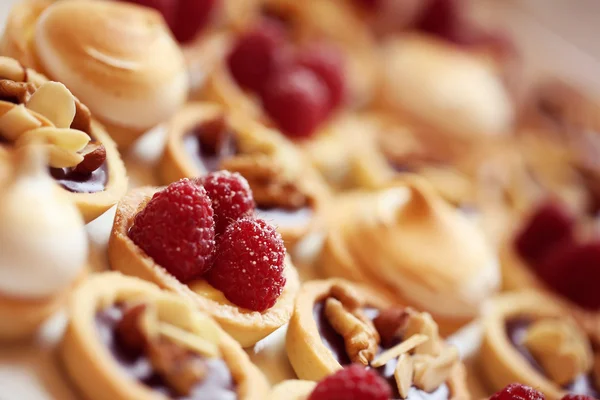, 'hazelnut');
74,142,106,174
